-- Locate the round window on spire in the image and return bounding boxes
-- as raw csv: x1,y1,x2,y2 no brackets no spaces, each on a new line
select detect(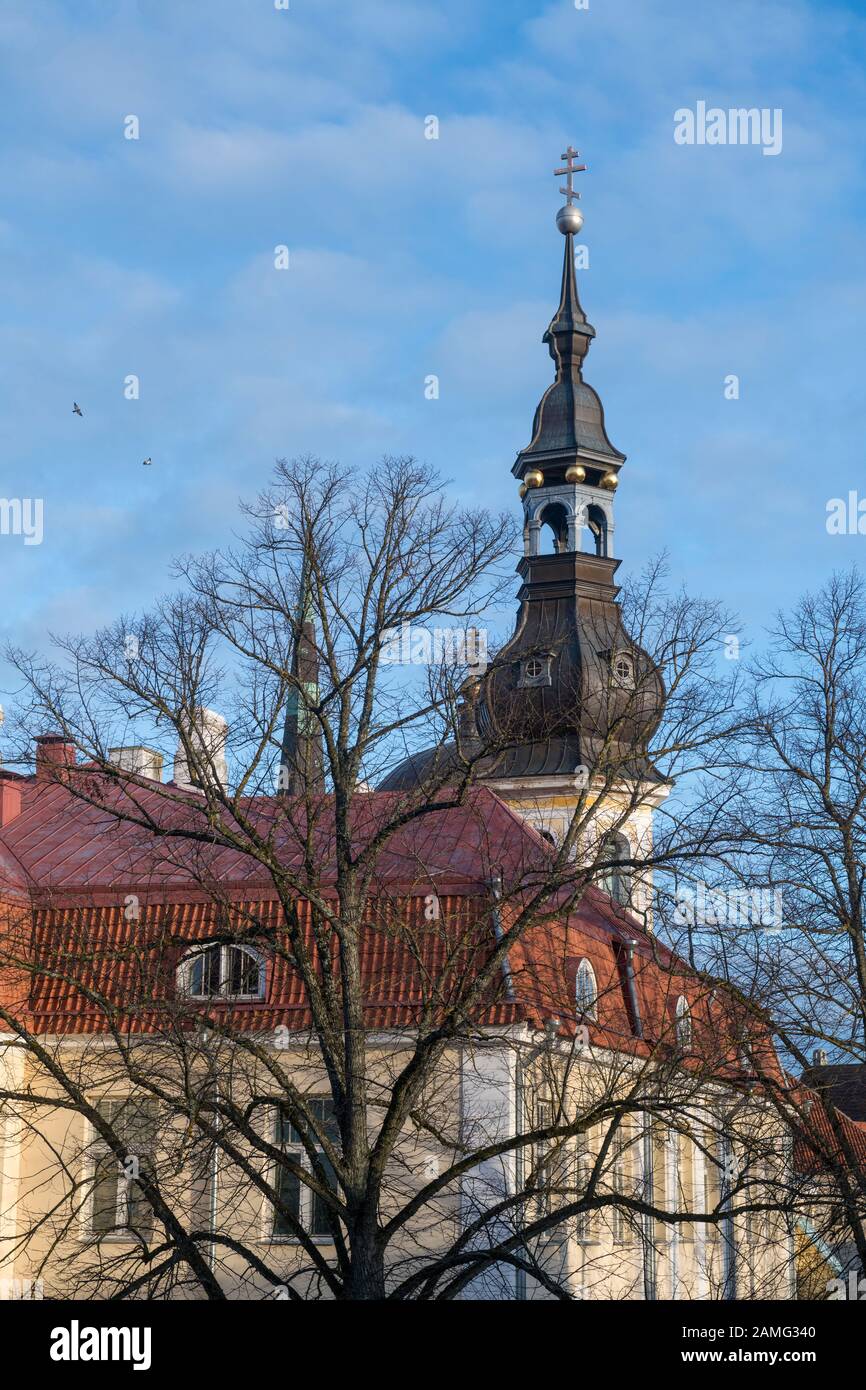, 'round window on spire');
612,652,635,689
518,654,553,689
